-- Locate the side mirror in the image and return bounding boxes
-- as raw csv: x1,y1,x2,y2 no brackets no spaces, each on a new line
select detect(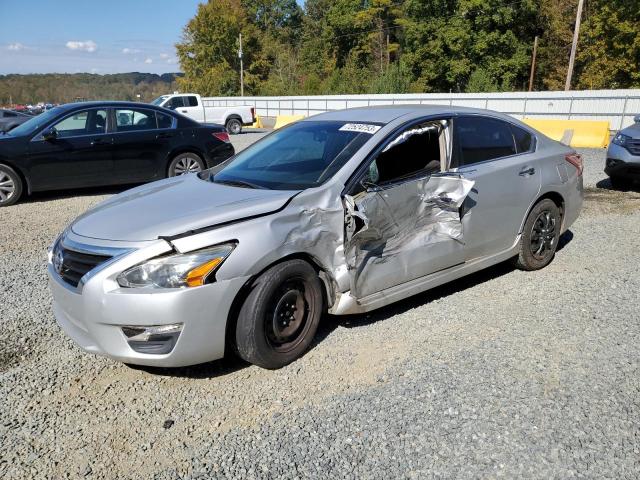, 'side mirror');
634,114,640,124
42,127,57,141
